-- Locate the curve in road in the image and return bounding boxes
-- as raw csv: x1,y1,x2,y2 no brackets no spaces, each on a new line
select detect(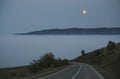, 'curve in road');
38,62,104,79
